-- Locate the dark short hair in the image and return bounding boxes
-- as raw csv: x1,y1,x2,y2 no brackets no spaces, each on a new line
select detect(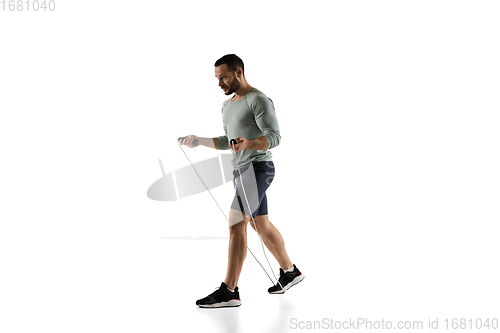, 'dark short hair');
214,54,244,74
